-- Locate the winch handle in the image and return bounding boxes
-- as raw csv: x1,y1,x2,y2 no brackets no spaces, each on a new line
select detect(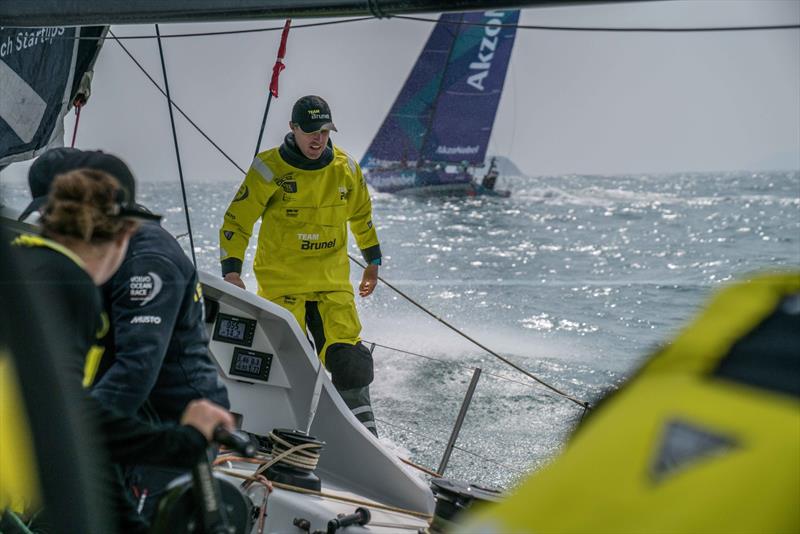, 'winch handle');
213,426,256,457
